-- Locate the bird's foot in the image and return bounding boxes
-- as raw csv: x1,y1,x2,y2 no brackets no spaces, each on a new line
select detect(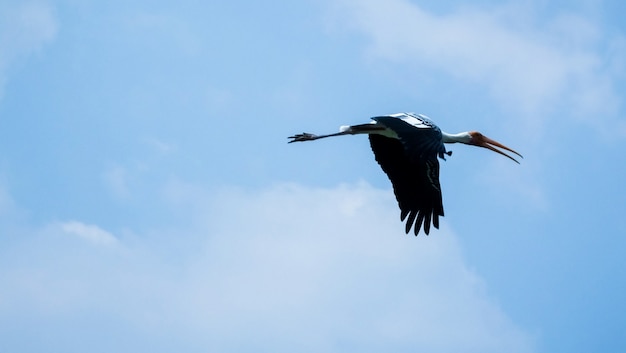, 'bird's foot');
288,133,318,143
